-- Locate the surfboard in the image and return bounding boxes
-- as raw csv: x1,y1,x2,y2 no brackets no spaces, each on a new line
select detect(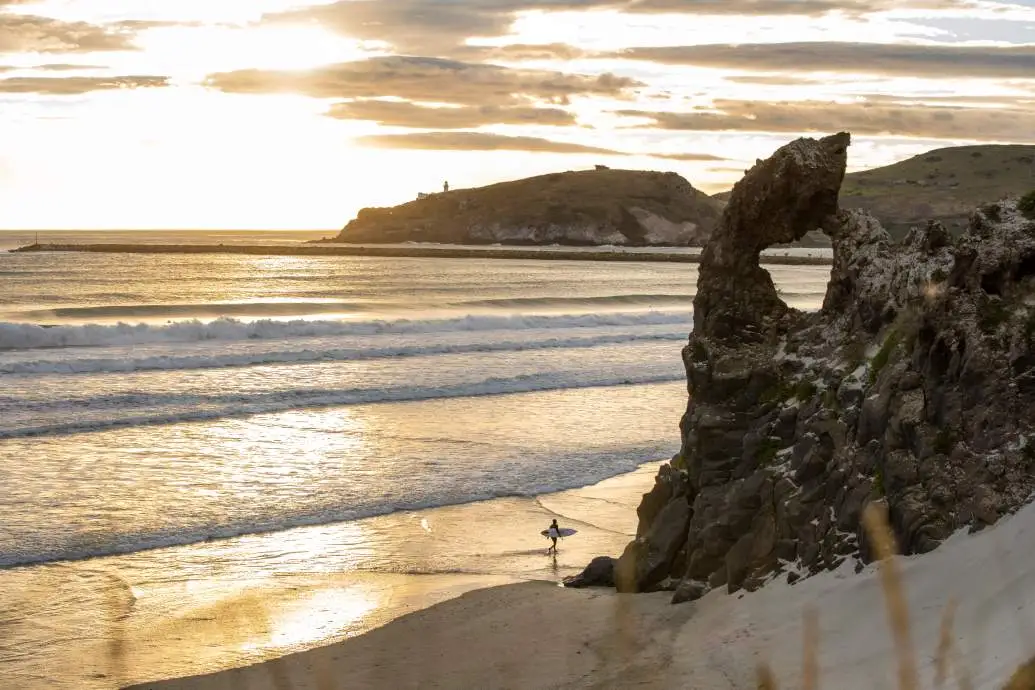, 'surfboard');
540,528,578,538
